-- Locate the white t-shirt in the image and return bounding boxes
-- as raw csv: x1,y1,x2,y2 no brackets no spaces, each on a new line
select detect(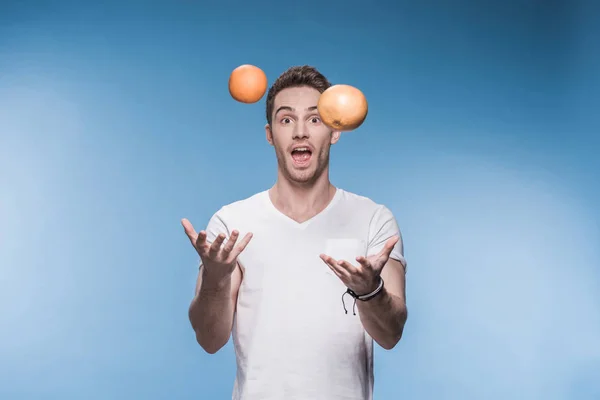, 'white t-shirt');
203,188,407,400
